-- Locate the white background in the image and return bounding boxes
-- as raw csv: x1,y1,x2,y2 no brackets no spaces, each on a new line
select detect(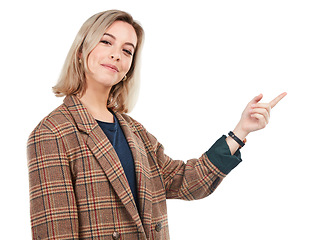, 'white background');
1,0,335,239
